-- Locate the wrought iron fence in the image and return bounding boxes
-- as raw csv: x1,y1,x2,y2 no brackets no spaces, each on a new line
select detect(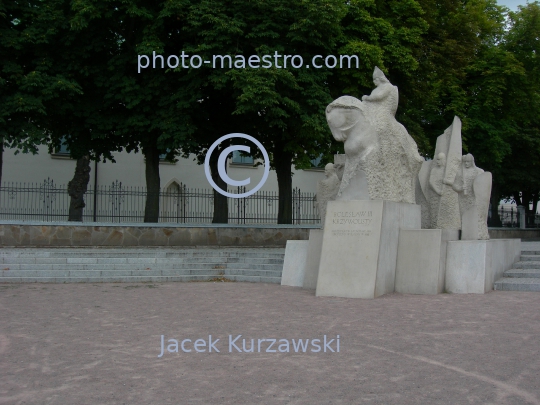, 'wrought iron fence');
0,179,320,224
488,205,540,228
